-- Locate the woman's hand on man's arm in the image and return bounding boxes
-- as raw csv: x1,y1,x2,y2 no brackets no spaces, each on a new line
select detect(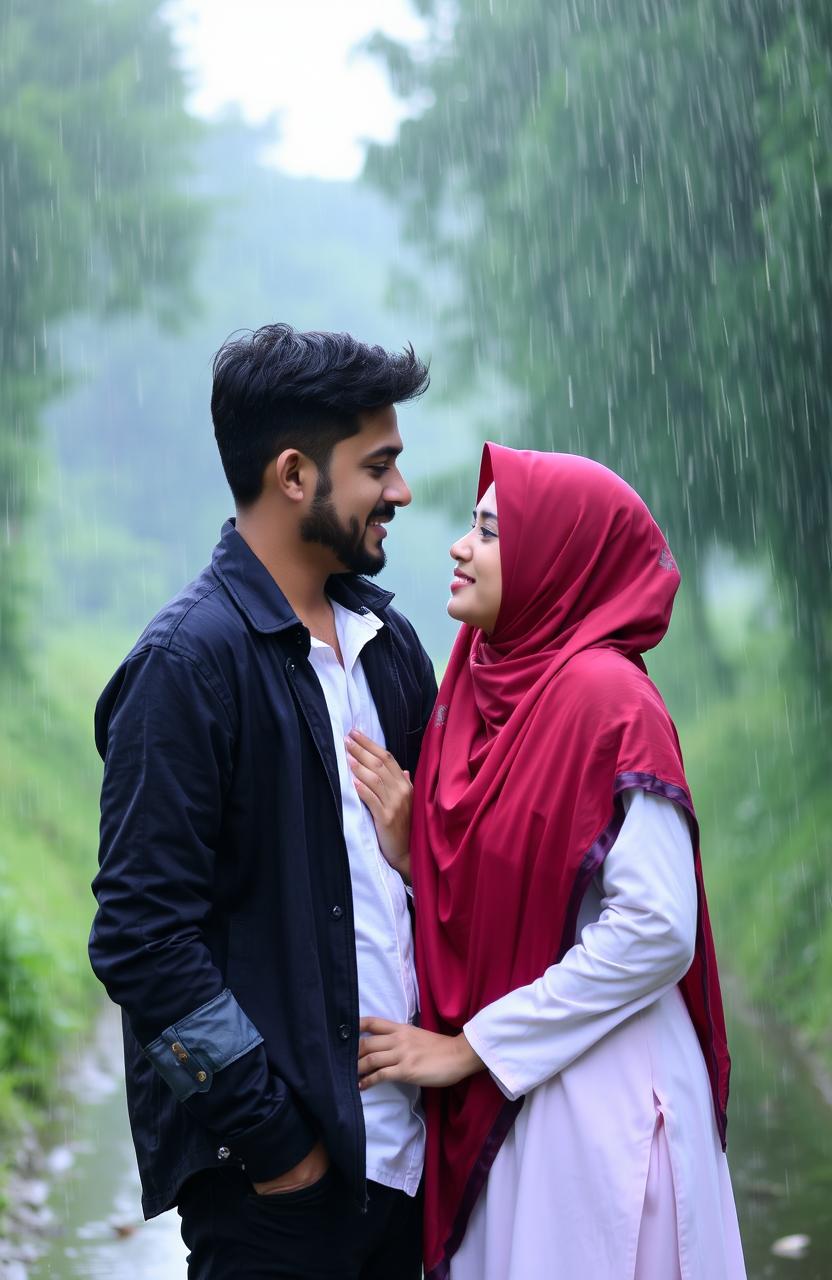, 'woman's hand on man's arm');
358,1018,485,1090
